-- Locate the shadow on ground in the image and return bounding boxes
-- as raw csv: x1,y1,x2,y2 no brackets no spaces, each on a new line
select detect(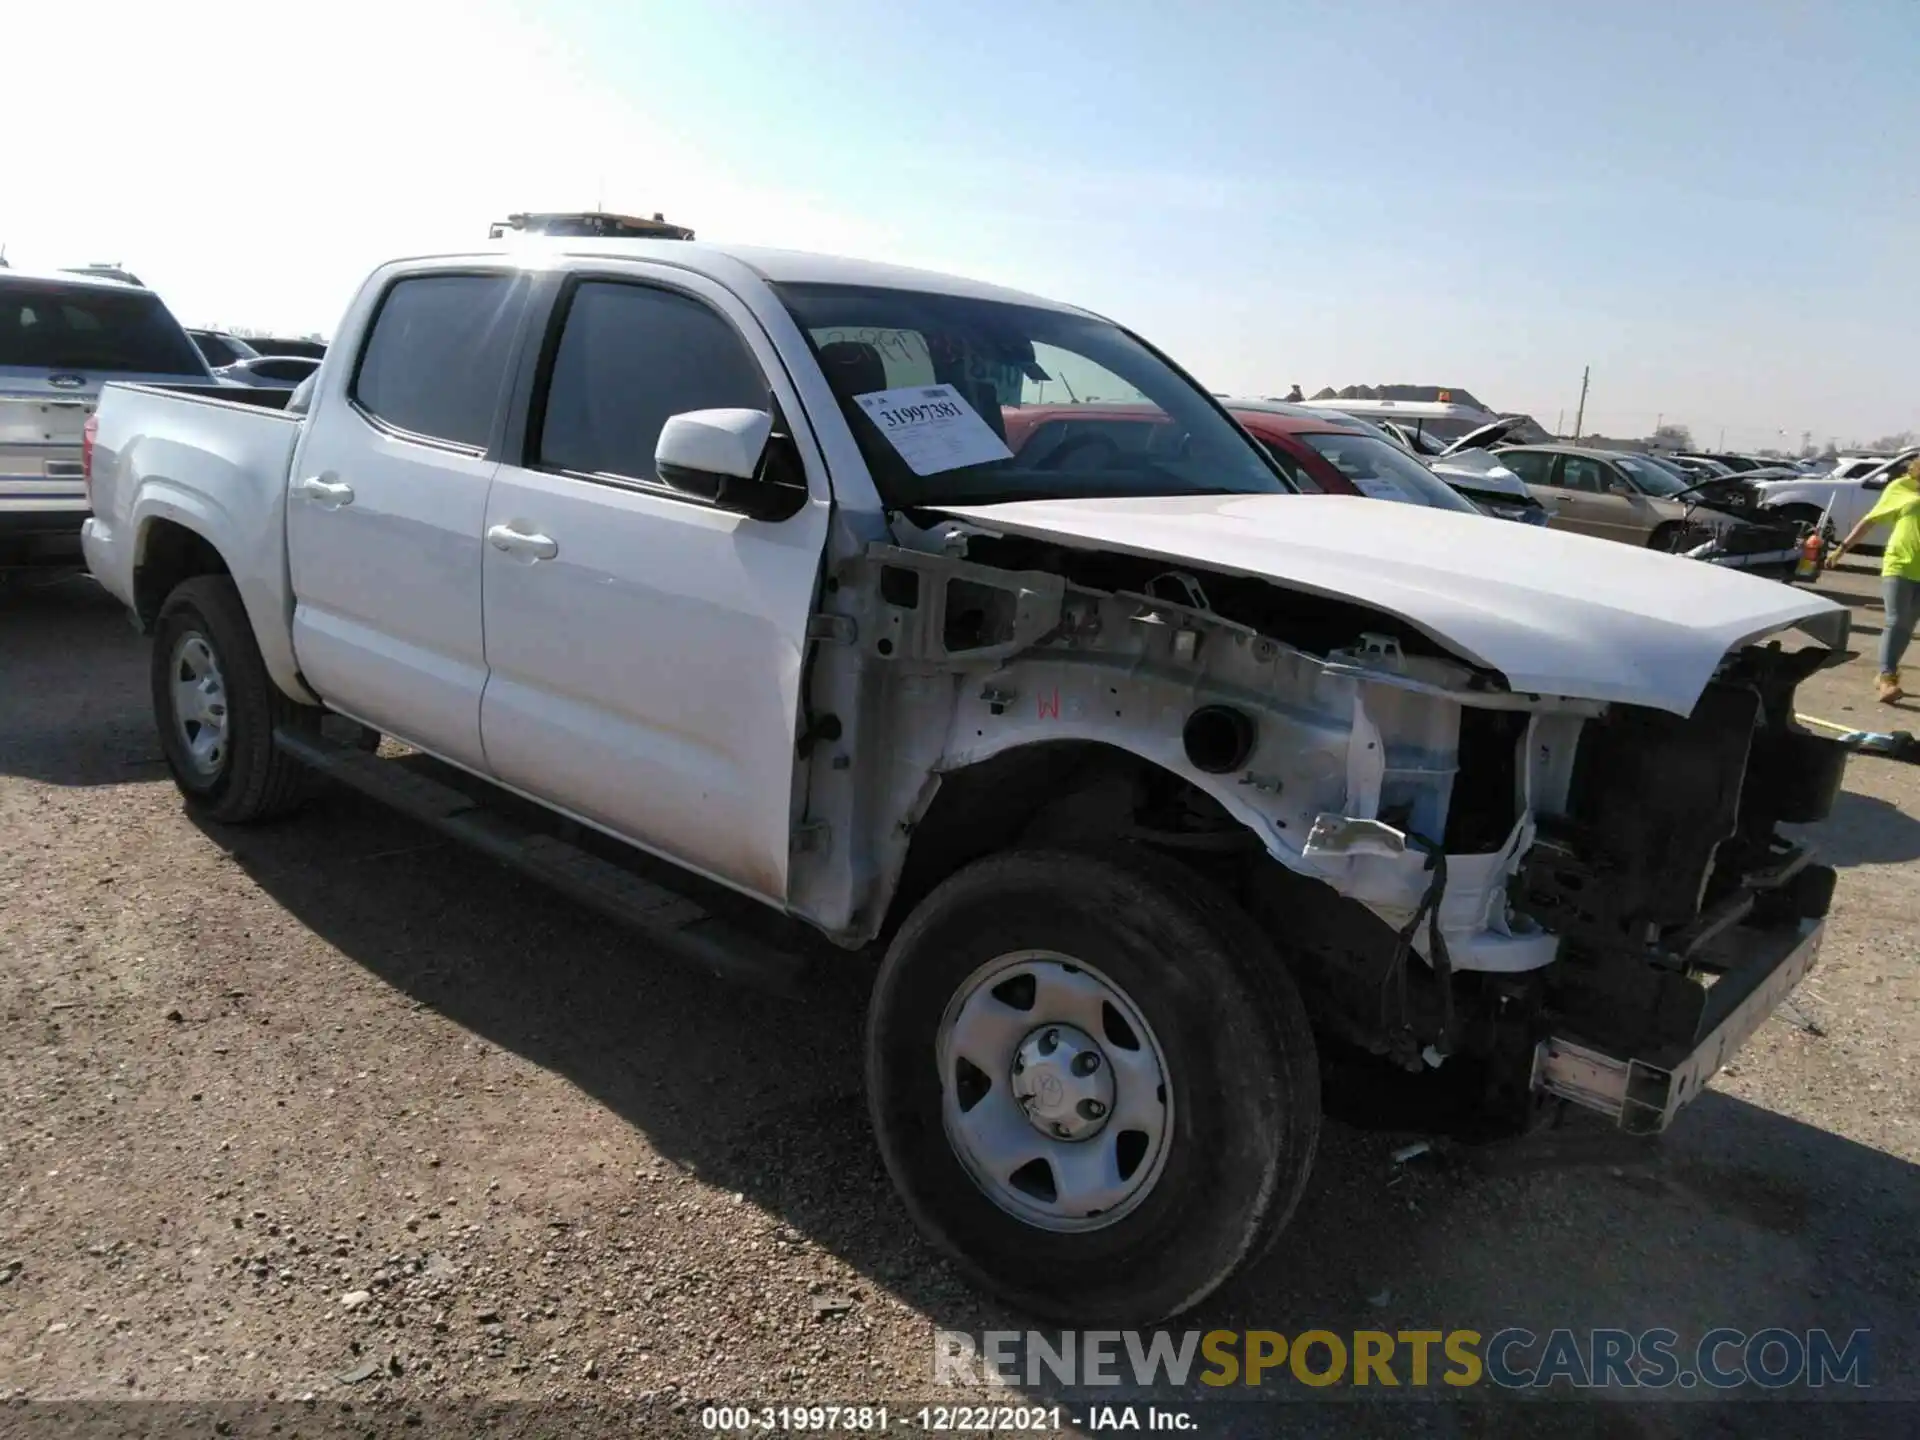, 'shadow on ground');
8,577,1917,1435
1792,789,1920,868
200,789,1920,1428
0,577,157,788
